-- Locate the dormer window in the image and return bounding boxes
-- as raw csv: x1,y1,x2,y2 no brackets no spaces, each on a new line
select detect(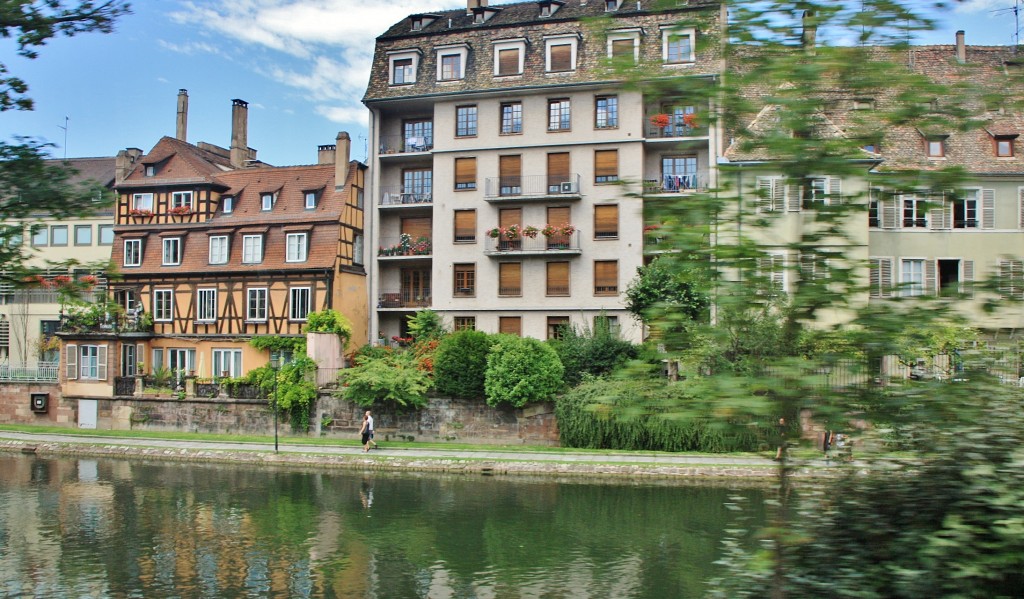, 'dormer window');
222,196,234,213
471,6,500,24
304,191,318,209
607,29,642,63
436,44,469,81
925,135,947,158
538,1,563,17
409,14,438,31
145,165,156,177
545,34,580,73
493,38,527,76
995,135,1017,157
261,193,275,211
662,26,696,64
412,17,424,31
388,49,421,86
